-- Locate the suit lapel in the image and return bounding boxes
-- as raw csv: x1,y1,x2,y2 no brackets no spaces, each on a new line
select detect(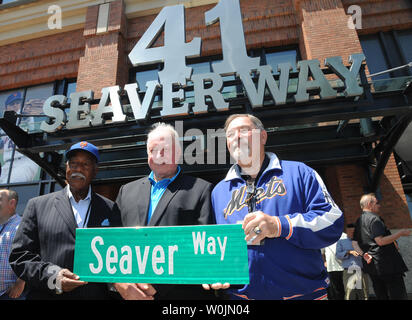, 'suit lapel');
54,186,77,237
139,179,152,226
148,175,182,226
87,192,99,228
